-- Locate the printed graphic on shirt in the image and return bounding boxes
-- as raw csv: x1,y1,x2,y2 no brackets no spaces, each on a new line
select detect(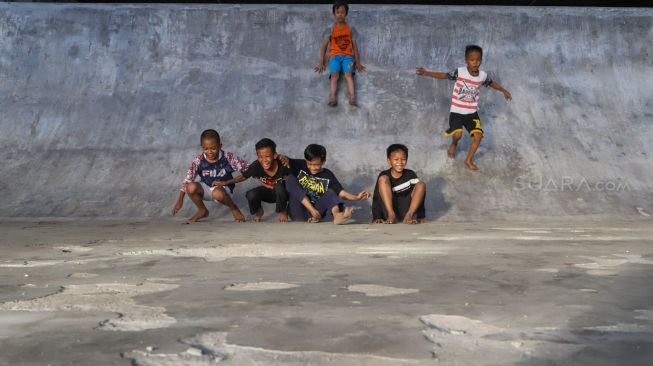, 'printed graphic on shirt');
297,170,329,204
456,81,480,104
448,68,493,114
201,168,228,180
259,176,284,188
180,151,248,193
241,160,289,189
334,34,351,52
